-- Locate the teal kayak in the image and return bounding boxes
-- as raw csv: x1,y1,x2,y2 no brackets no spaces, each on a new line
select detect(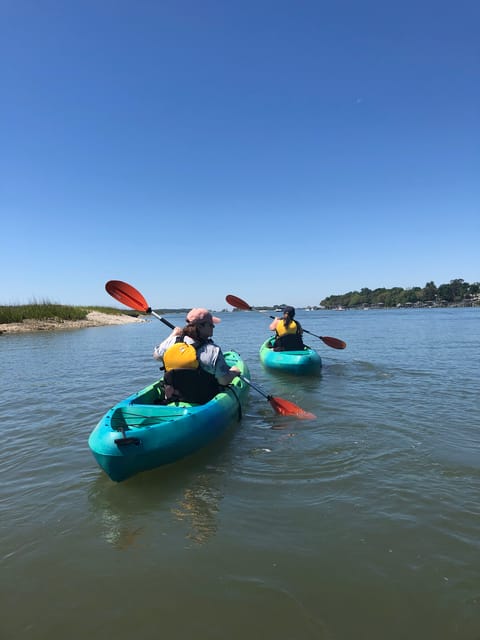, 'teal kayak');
259,337,322,376
88,351,249,482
